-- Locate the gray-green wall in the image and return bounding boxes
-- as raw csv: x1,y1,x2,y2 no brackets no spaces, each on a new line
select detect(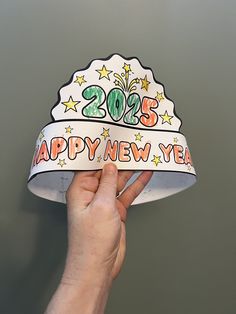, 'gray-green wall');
1,0,236,313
